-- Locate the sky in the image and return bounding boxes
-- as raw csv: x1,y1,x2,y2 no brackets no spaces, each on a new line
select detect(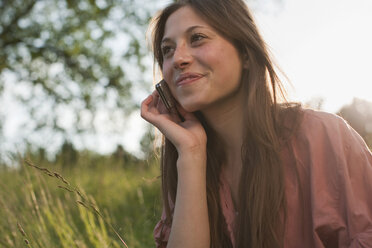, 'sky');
2,0,372,158
252,0,372,112
121,0,372,156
